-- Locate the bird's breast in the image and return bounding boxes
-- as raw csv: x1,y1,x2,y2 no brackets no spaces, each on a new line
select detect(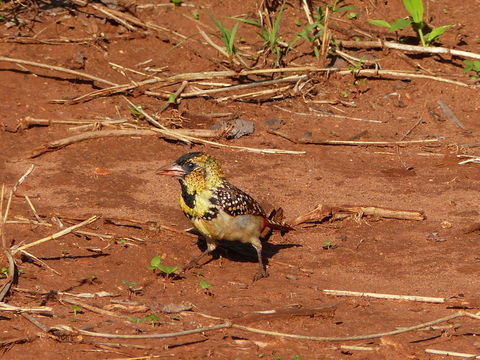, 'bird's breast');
192,210,265,243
